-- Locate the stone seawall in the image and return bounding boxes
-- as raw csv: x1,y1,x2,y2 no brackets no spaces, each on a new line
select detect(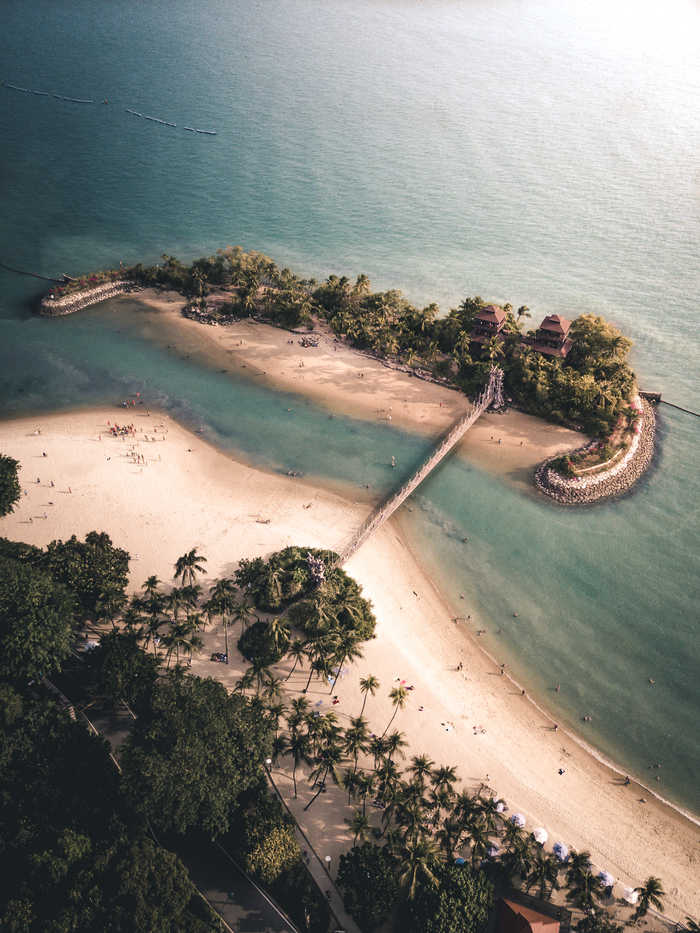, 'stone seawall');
37,280,142,316
535,398,656,505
